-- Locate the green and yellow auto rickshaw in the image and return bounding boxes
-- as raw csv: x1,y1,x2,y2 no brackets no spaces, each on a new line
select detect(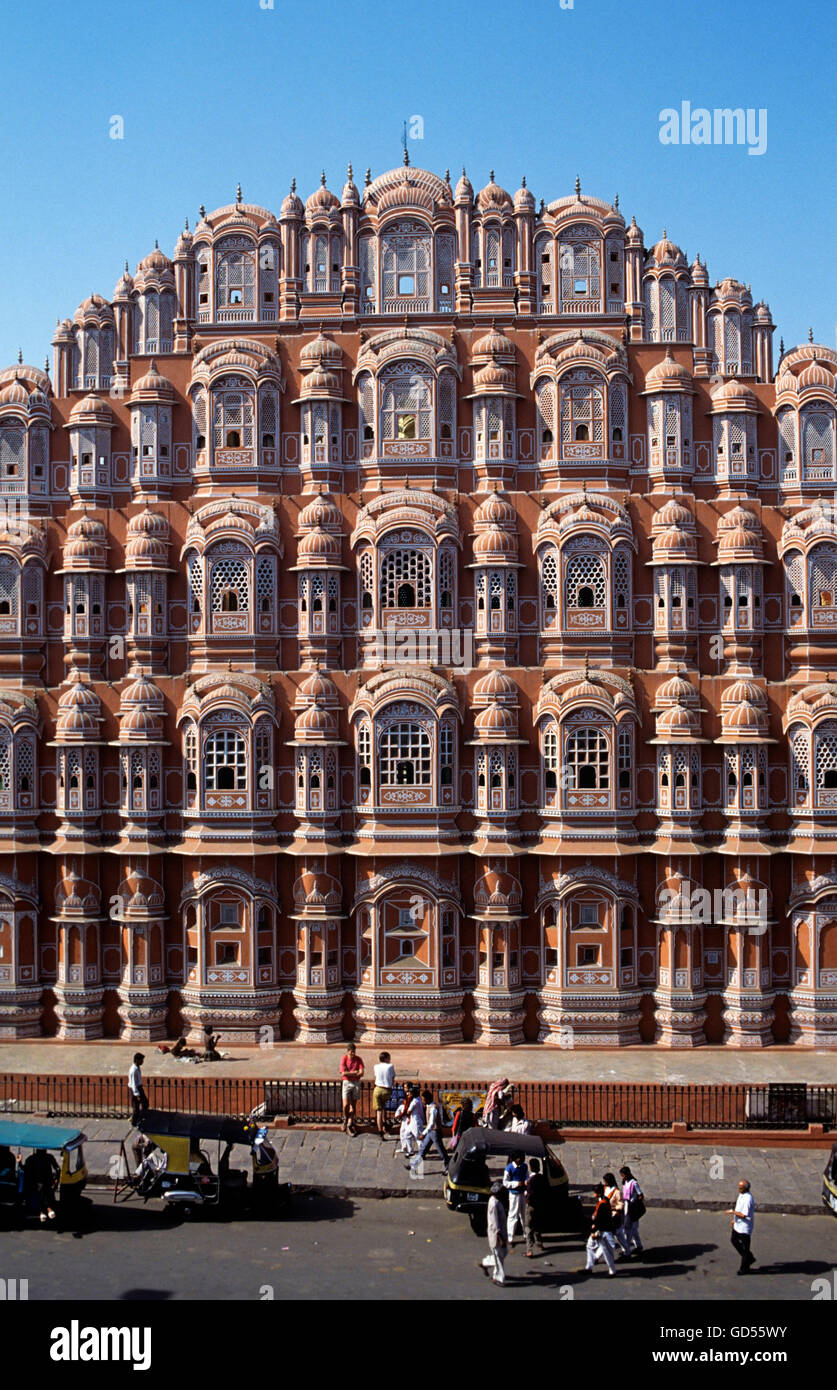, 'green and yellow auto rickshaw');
116,1109,291,1220
0,1119,89,1228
